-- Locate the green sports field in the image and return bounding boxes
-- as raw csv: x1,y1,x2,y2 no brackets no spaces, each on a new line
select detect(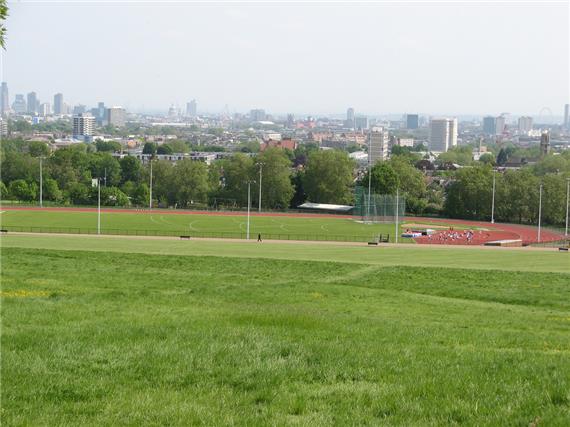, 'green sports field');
1,235,569,425
0,209,410,242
